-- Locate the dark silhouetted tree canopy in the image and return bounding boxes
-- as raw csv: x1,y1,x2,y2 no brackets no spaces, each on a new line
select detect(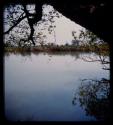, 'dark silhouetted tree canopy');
3,0,112,45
